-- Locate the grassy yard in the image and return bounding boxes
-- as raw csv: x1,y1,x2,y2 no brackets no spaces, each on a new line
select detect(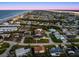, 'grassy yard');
44,45,55,49
24,37,49,43
24,39,49,43
24,39,36,43
24,37,36,43
50,34,62,43
0,42,10,54
68,39,79,42
66,44,79,47
36,38,49,43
